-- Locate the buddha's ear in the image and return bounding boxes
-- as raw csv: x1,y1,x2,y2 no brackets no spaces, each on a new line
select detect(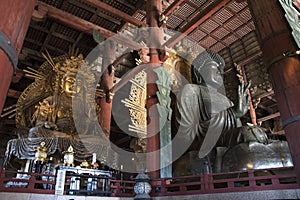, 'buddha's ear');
191,65,202,84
